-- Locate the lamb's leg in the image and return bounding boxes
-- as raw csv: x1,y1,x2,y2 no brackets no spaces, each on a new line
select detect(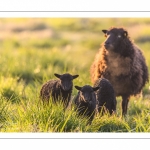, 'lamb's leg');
122,95,130,116
63,94,71,110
